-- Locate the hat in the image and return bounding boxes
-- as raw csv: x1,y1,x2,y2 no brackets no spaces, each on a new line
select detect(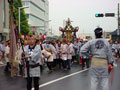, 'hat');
94,27,103,34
